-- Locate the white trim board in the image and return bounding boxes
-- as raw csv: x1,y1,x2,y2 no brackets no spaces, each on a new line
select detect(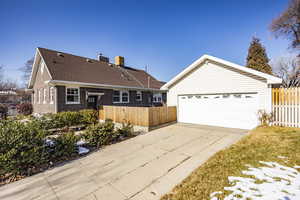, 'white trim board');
48,80,164,92
161,54,282,90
